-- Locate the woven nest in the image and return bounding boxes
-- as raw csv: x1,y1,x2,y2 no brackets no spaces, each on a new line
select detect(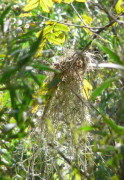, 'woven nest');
54,50,87,76
40,50,94,177
41,50,91,122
